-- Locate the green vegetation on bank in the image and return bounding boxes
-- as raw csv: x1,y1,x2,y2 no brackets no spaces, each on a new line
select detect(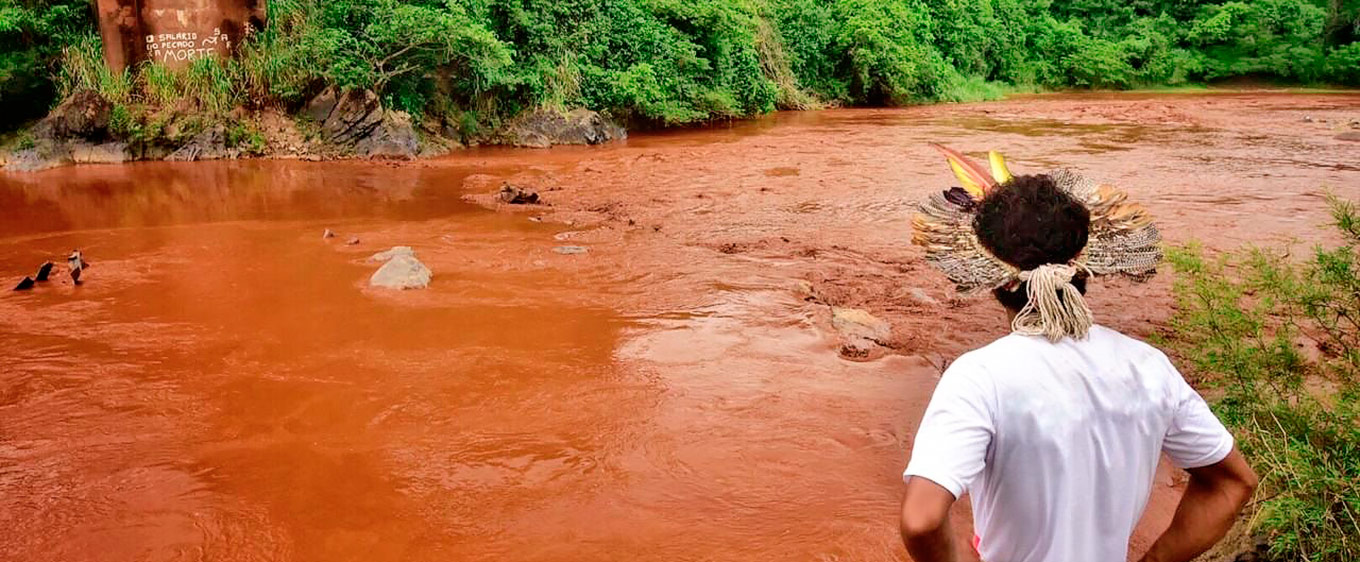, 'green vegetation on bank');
1167,198,1360,562
3,0,1360,134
